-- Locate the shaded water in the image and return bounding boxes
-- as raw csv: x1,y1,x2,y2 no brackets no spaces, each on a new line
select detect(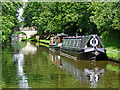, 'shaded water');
2,42,120,88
